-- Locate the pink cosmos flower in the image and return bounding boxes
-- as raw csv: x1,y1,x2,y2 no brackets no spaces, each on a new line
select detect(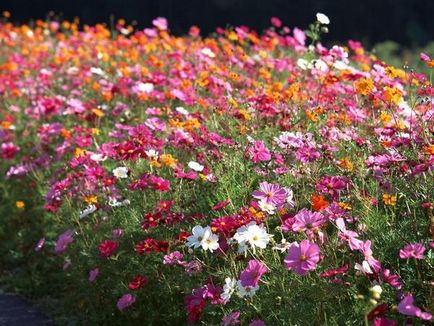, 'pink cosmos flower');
295,146,321,163
112,228,124,238
380,269,401,289
88,268,99,282
398,294,432,321
152,17,168,30
54,229,74,254
35,237,45,252
292,208,325,233
252,182,288,206
221,311,240,326
248,141,271,164
117,293,136,311
270,17,282,28
359,240,381,272
315,176,347,200
336,218,363,251
240,259,268,287
420,52,430,62
163,251,184,265
399,243,426,260
249,320,266,326
284,240,320,276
